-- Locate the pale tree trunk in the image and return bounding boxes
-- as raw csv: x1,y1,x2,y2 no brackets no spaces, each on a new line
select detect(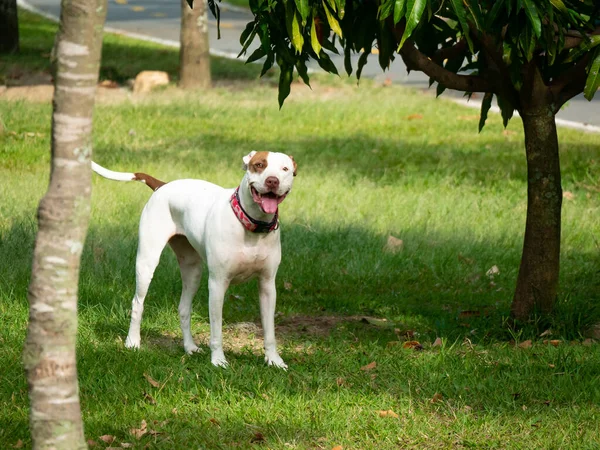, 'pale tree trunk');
511,100,562,321
179,0,211,89
22,0,107,447
0,0,19,53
